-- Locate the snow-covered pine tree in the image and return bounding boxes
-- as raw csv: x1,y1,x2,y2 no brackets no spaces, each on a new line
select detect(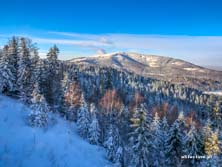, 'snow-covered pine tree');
104,124,123,166
119,105,130,143
43,45,61,108
17,37,32,103
183,124,203,166
151,112,167,167
8,37,19,92
30,44,40,89
114,146,124,167
166,112,186,167
76,93,90,138
47,44,59,61
0,45,16,94
151,112,161,131
88,103,101,145
160,116,169,163
129,104,152,167
29,83,49,128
